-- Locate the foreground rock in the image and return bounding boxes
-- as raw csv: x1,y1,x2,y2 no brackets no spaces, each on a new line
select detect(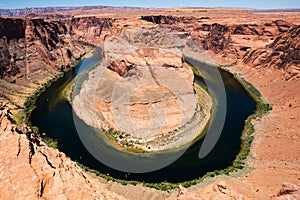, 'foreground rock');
0,104,125,199
273,183,300,199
